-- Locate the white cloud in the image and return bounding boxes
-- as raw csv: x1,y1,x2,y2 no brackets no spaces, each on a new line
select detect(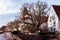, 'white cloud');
0,0,20,15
